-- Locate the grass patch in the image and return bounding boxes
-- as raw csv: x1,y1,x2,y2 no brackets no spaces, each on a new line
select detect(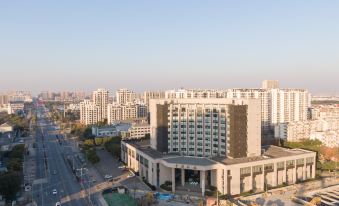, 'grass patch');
103,193,137,206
